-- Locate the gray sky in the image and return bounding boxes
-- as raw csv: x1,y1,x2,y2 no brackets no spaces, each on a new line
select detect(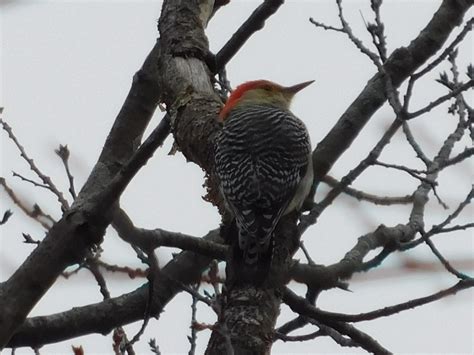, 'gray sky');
1,1,473,354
